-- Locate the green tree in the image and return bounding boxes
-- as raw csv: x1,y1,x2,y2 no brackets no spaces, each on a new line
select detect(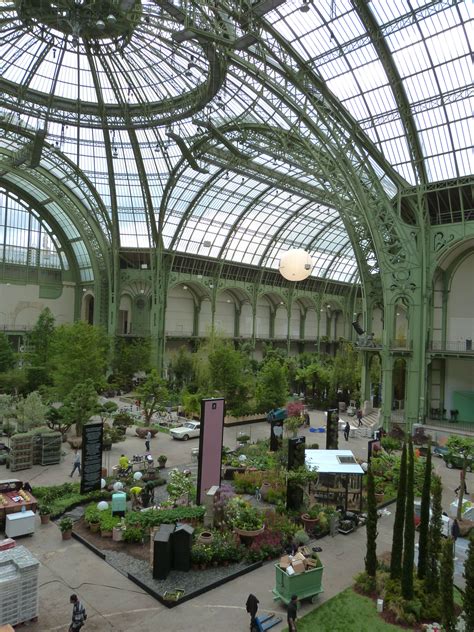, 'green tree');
137,370,169,424
365,463,378,578
15,391,48,432
330,342,360,401
0,332,15,373
256,358,288,411
0,368,28,396
446,435,474,520
417,441,432,579
208,340,251,415
50,322,108,398
170,346,195,391
95,400,118,424
61,379,98,436
27,307,55,368
426,474,443,594
402,438,415,599
46,405,71,441
390,441,407,580
0,394,14,433
439,537,456,632
111,337,150,390
463,534,474,631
